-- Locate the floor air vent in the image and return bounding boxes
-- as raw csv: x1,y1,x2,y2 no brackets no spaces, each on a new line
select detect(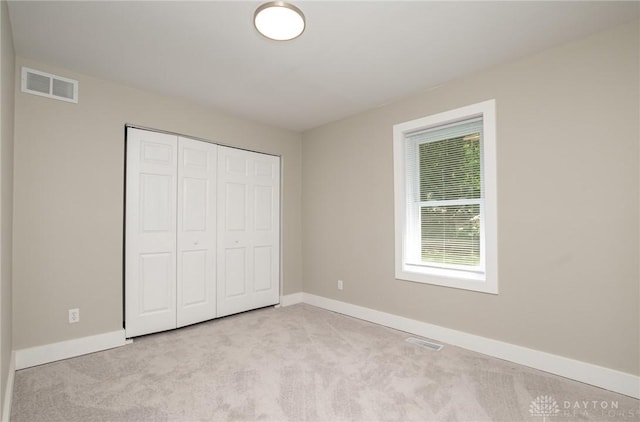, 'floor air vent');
406,337,443,351
21,67,78,103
